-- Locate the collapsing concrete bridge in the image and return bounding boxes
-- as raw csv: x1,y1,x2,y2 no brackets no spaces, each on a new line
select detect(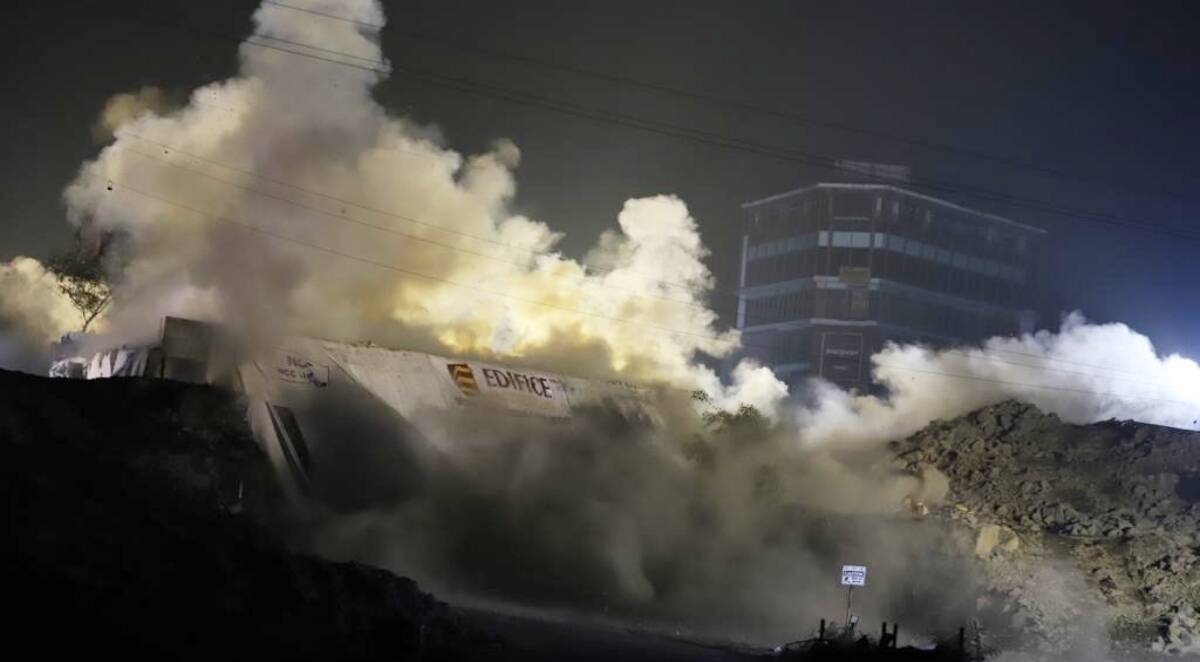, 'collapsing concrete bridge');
50,316,650,496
